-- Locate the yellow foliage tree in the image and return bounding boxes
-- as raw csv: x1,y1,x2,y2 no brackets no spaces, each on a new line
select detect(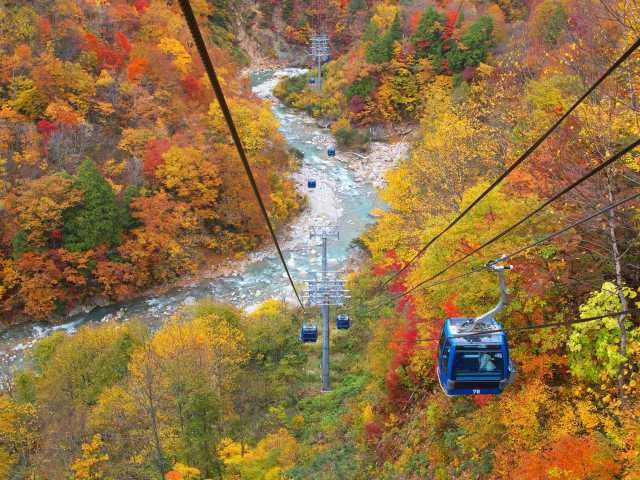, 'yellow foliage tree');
0,394,37,478
377,44,420,122
165,463,201,480
149,312,248,395
158,38,192,74
365,76,509,269
127,309,248,474
156,146,221,220
95,69,114,88
371,3,399,29
8,174,82,248
118,128,155,158
208,98,280,153
499,380,561,451
220,428,299,480
71,434,109,480
0,258,19,305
